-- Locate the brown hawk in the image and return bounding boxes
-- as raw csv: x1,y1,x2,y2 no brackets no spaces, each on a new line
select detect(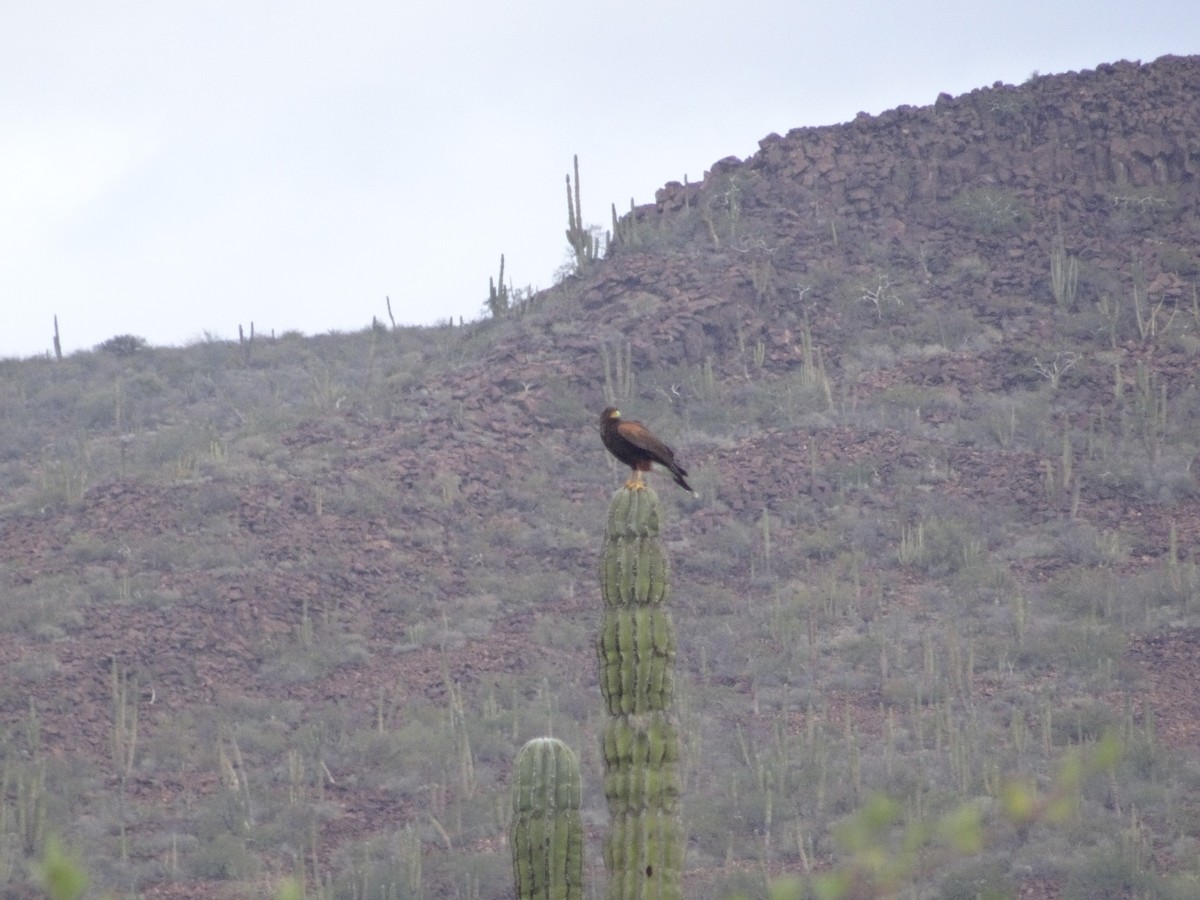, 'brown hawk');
599,406,695,494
